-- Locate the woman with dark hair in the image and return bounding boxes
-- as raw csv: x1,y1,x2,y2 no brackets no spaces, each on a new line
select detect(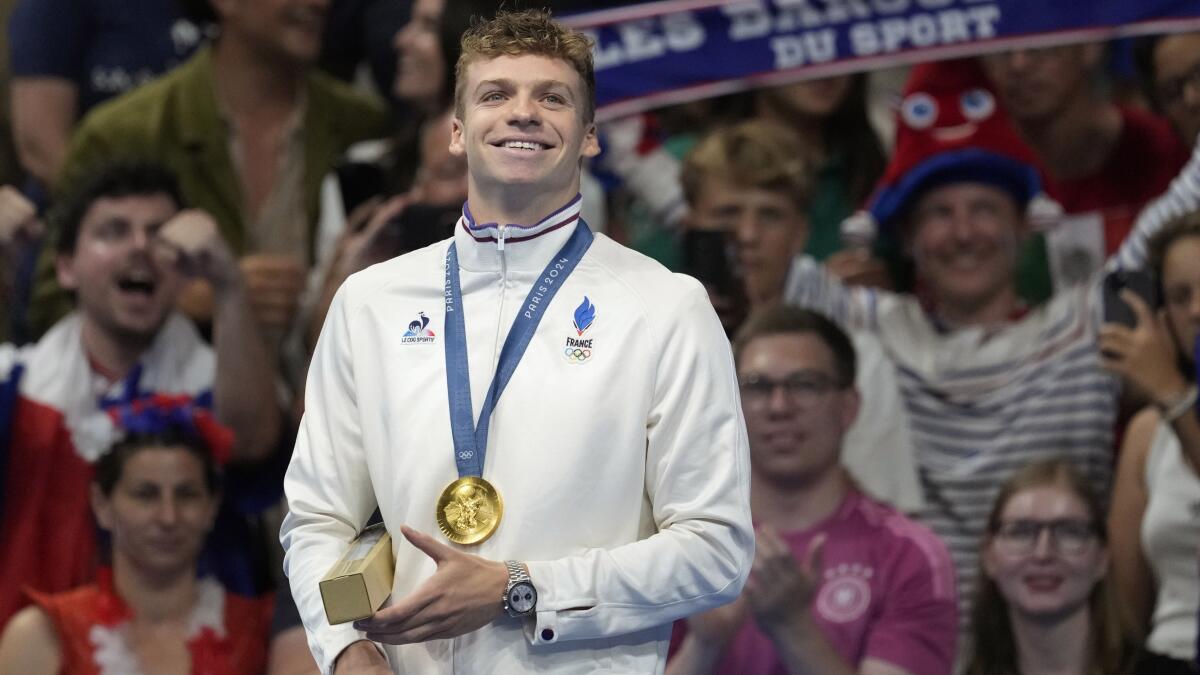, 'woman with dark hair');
1104,211,1200,674
0,403,272,674
966,458,1137,675
382,0,493,192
